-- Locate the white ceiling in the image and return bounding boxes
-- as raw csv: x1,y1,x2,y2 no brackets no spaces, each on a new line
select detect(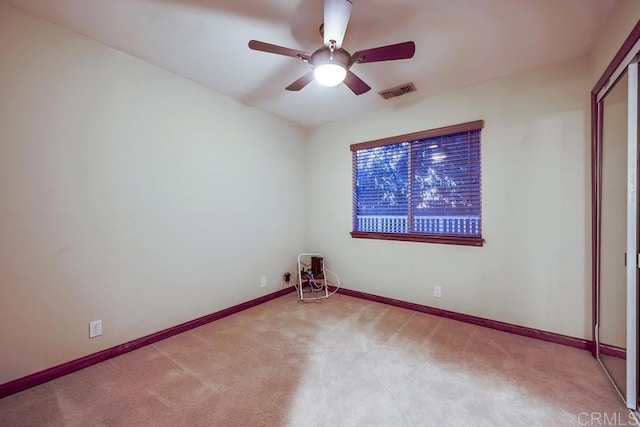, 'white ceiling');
3,0,619,128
